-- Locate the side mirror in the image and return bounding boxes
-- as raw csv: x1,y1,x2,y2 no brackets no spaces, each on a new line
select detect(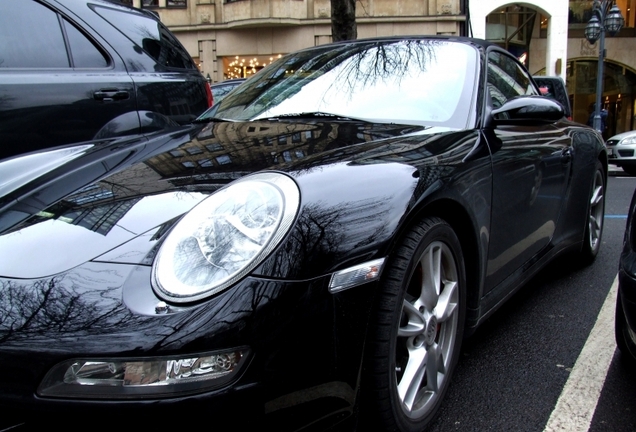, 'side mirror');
491,95,564,125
